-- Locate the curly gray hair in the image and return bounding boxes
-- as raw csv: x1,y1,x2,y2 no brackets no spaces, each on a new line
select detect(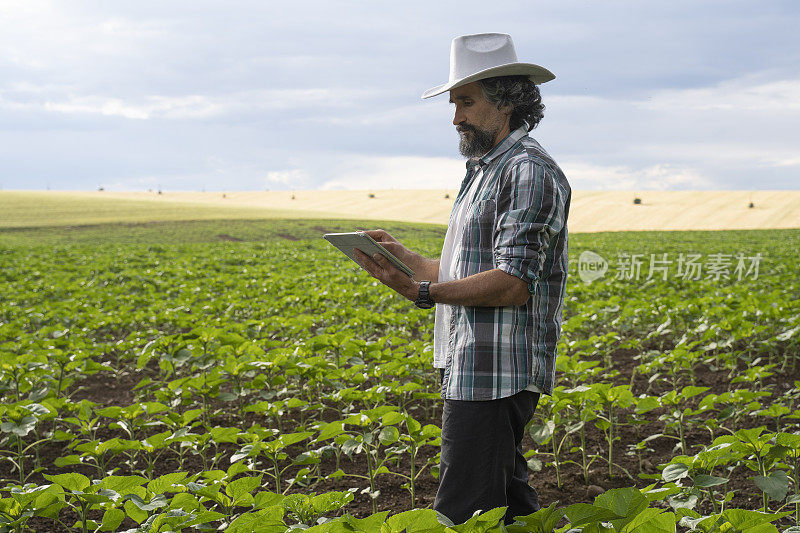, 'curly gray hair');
478,75,545,131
